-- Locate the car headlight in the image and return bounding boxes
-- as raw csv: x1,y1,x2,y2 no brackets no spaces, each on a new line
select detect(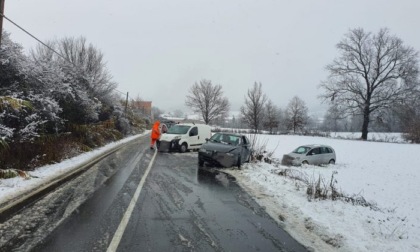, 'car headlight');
173,136,181,140
295,157,300,160
199,148,207,153
226,153,235,157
